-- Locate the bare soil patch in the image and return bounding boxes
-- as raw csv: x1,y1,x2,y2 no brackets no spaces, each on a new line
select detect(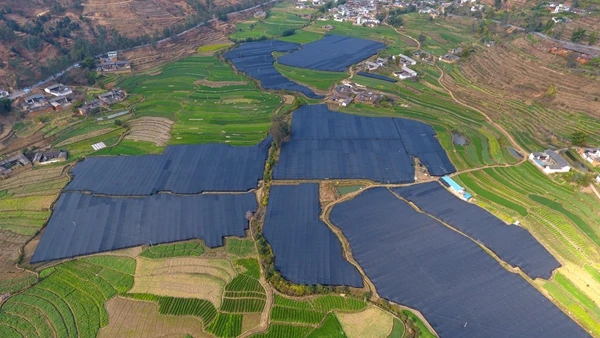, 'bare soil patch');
241,313,262,333
99,297,210,338
337,306,394,338
131,257,236,306
125,116,174,146
282,95,295,104
194,79,248,87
